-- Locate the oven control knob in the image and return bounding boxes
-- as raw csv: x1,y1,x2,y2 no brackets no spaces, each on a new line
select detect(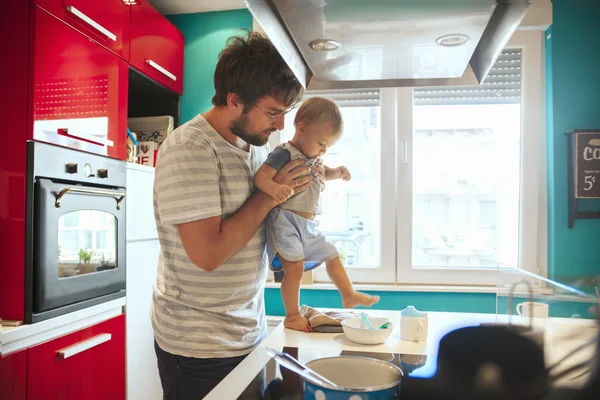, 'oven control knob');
84,163,94,178
66,163,78,174
97,169,109,179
